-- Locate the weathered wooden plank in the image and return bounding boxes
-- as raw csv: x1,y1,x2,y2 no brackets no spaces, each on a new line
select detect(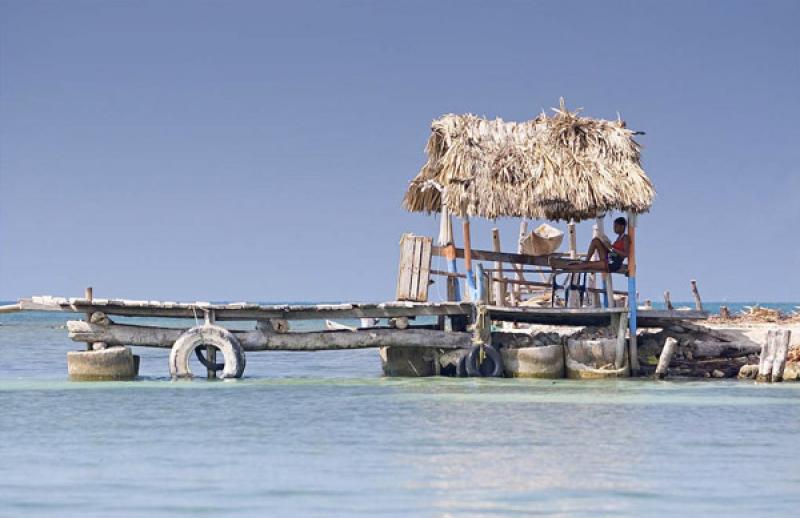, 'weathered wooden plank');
417,236,433,302
432,245,554,267
486,305,626,326
408,236,422,301
396,234,416,300
66,321,472,351
21,298,473,321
